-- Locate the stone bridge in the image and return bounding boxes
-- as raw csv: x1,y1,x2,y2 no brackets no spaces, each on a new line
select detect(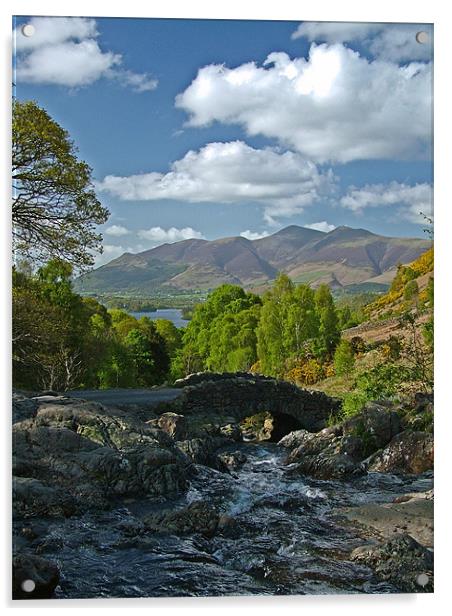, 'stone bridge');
172,372,341,436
